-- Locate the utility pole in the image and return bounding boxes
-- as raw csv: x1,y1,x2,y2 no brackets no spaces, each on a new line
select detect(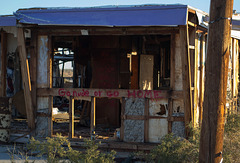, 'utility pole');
199,0,233,162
